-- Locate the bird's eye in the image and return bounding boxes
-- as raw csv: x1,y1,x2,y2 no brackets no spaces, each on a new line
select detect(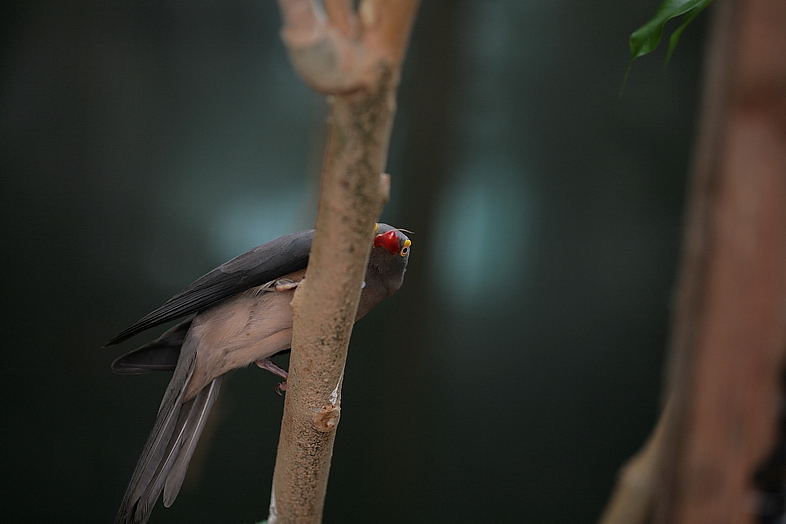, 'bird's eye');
399,246,409,256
